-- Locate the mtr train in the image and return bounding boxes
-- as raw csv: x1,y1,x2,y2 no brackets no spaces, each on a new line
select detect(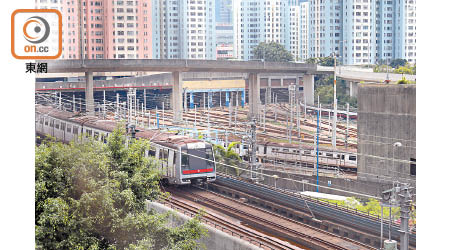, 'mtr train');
35,105,216,185
230,141,357,172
